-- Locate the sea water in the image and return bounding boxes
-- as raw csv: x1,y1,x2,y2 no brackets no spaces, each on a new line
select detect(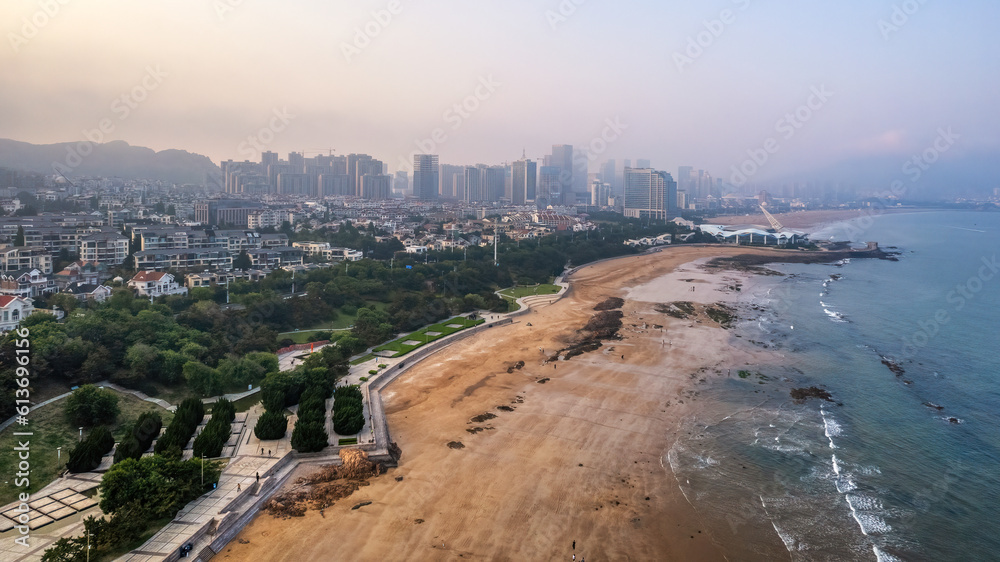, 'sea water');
666,211,1000,561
